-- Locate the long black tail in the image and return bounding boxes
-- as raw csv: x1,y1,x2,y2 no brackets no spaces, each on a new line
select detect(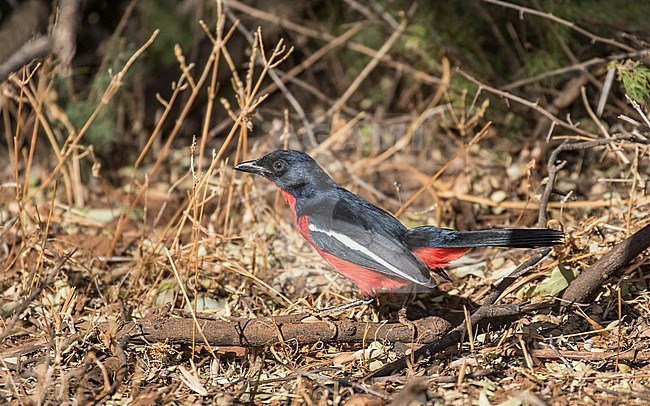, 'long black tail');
406,226,564,249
